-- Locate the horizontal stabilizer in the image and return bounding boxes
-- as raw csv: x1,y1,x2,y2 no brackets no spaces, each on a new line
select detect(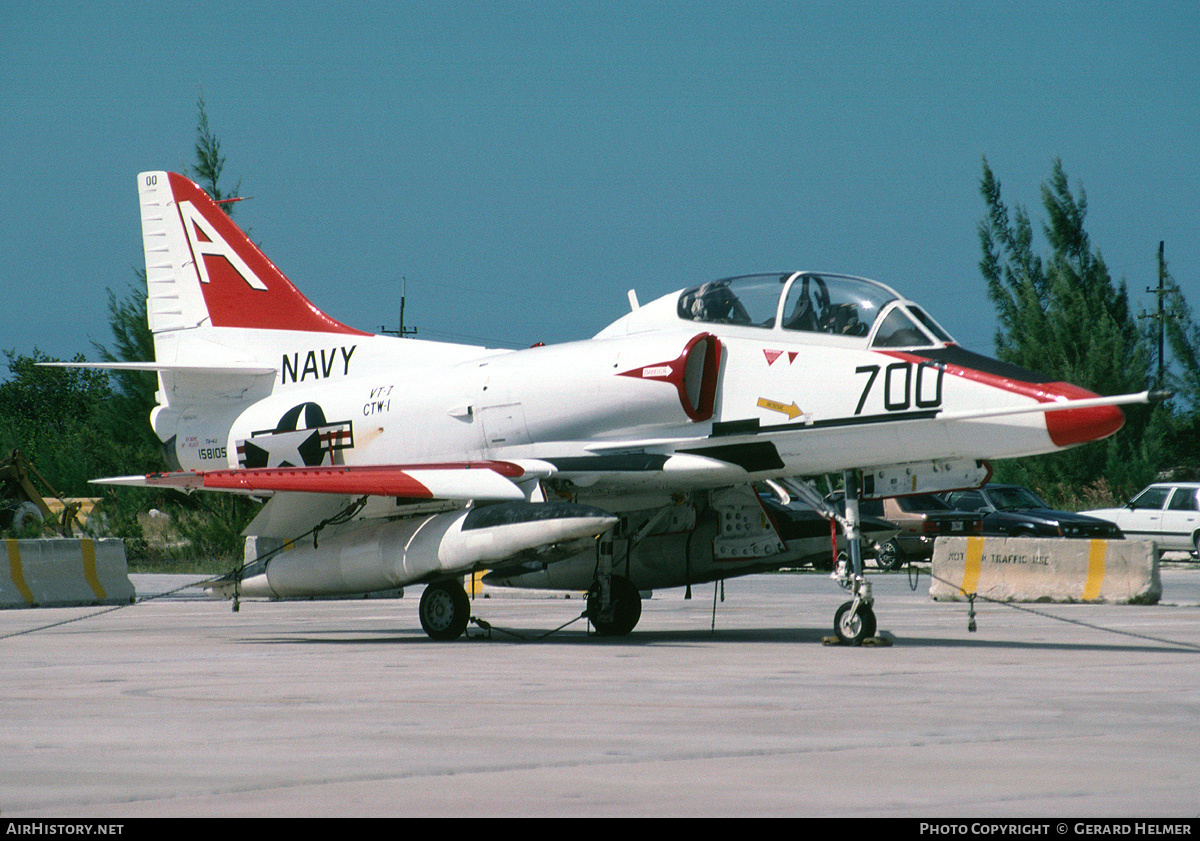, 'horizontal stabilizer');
39,361,278,376
94,462,528,501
